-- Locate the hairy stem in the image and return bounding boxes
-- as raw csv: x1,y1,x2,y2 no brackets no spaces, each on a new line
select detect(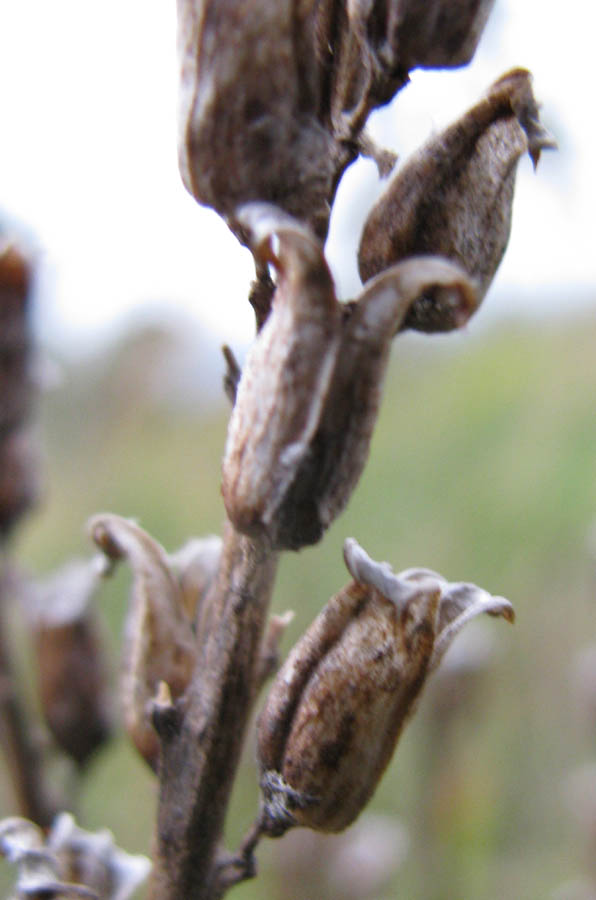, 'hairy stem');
148,521,278,899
